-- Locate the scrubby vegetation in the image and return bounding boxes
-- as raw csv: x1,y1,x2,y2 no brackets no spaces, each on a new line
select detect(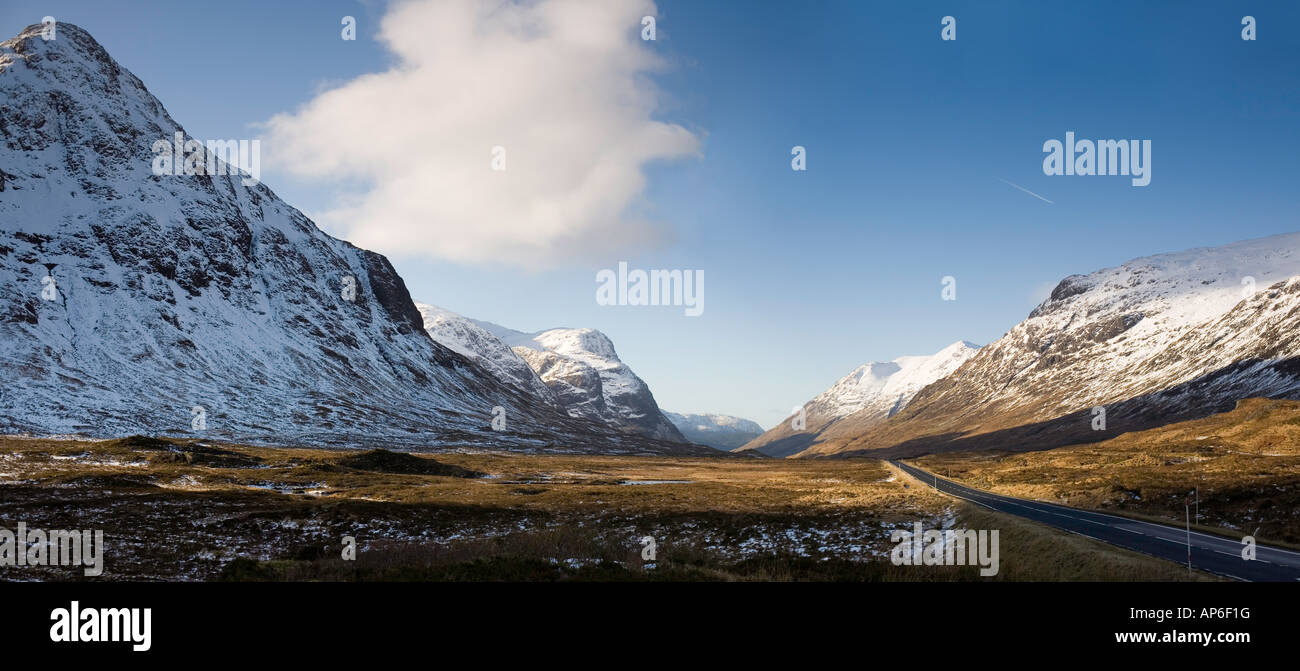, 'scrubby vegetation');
0,434,1220,581
915,398,1300,546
